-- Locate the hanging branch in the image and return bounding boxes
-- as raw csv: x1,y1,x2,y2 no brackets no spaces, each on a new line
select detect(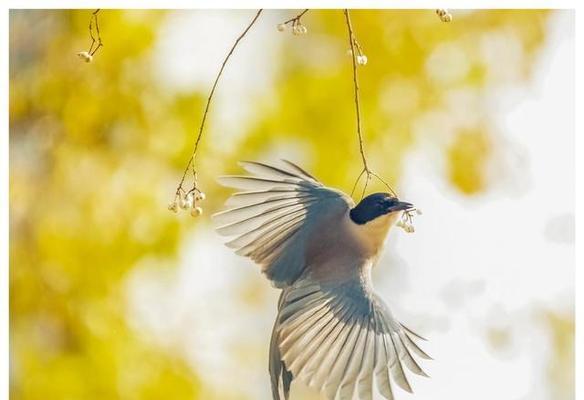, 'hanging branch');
166,8,442,216
77,9,102,63
344,9,397,199
169,9,264,217
277,9,309,35
282,9,309,24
